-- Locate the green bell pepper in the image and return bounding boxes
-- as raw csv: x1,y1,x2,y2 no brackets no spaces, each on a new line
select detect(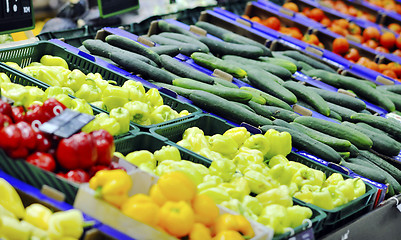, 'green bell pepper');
264,129,292,159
